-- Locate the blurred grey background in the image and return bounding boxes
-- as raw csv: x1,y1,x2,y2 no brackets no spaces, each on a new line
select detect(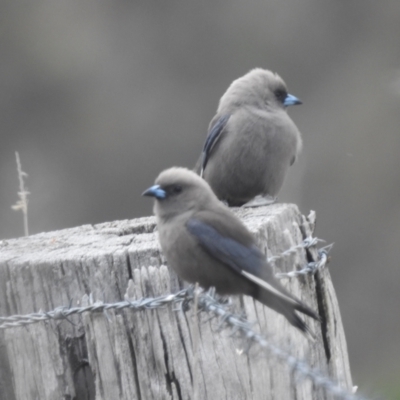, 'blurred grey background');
1,1,399,398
